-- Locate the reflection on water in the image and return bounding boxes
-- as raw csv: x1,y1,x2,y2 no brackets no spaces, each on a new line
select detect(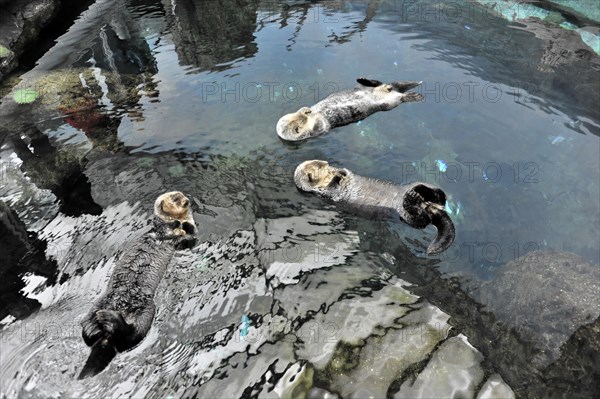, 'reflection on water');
0,0,599,397
163,0,259,73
